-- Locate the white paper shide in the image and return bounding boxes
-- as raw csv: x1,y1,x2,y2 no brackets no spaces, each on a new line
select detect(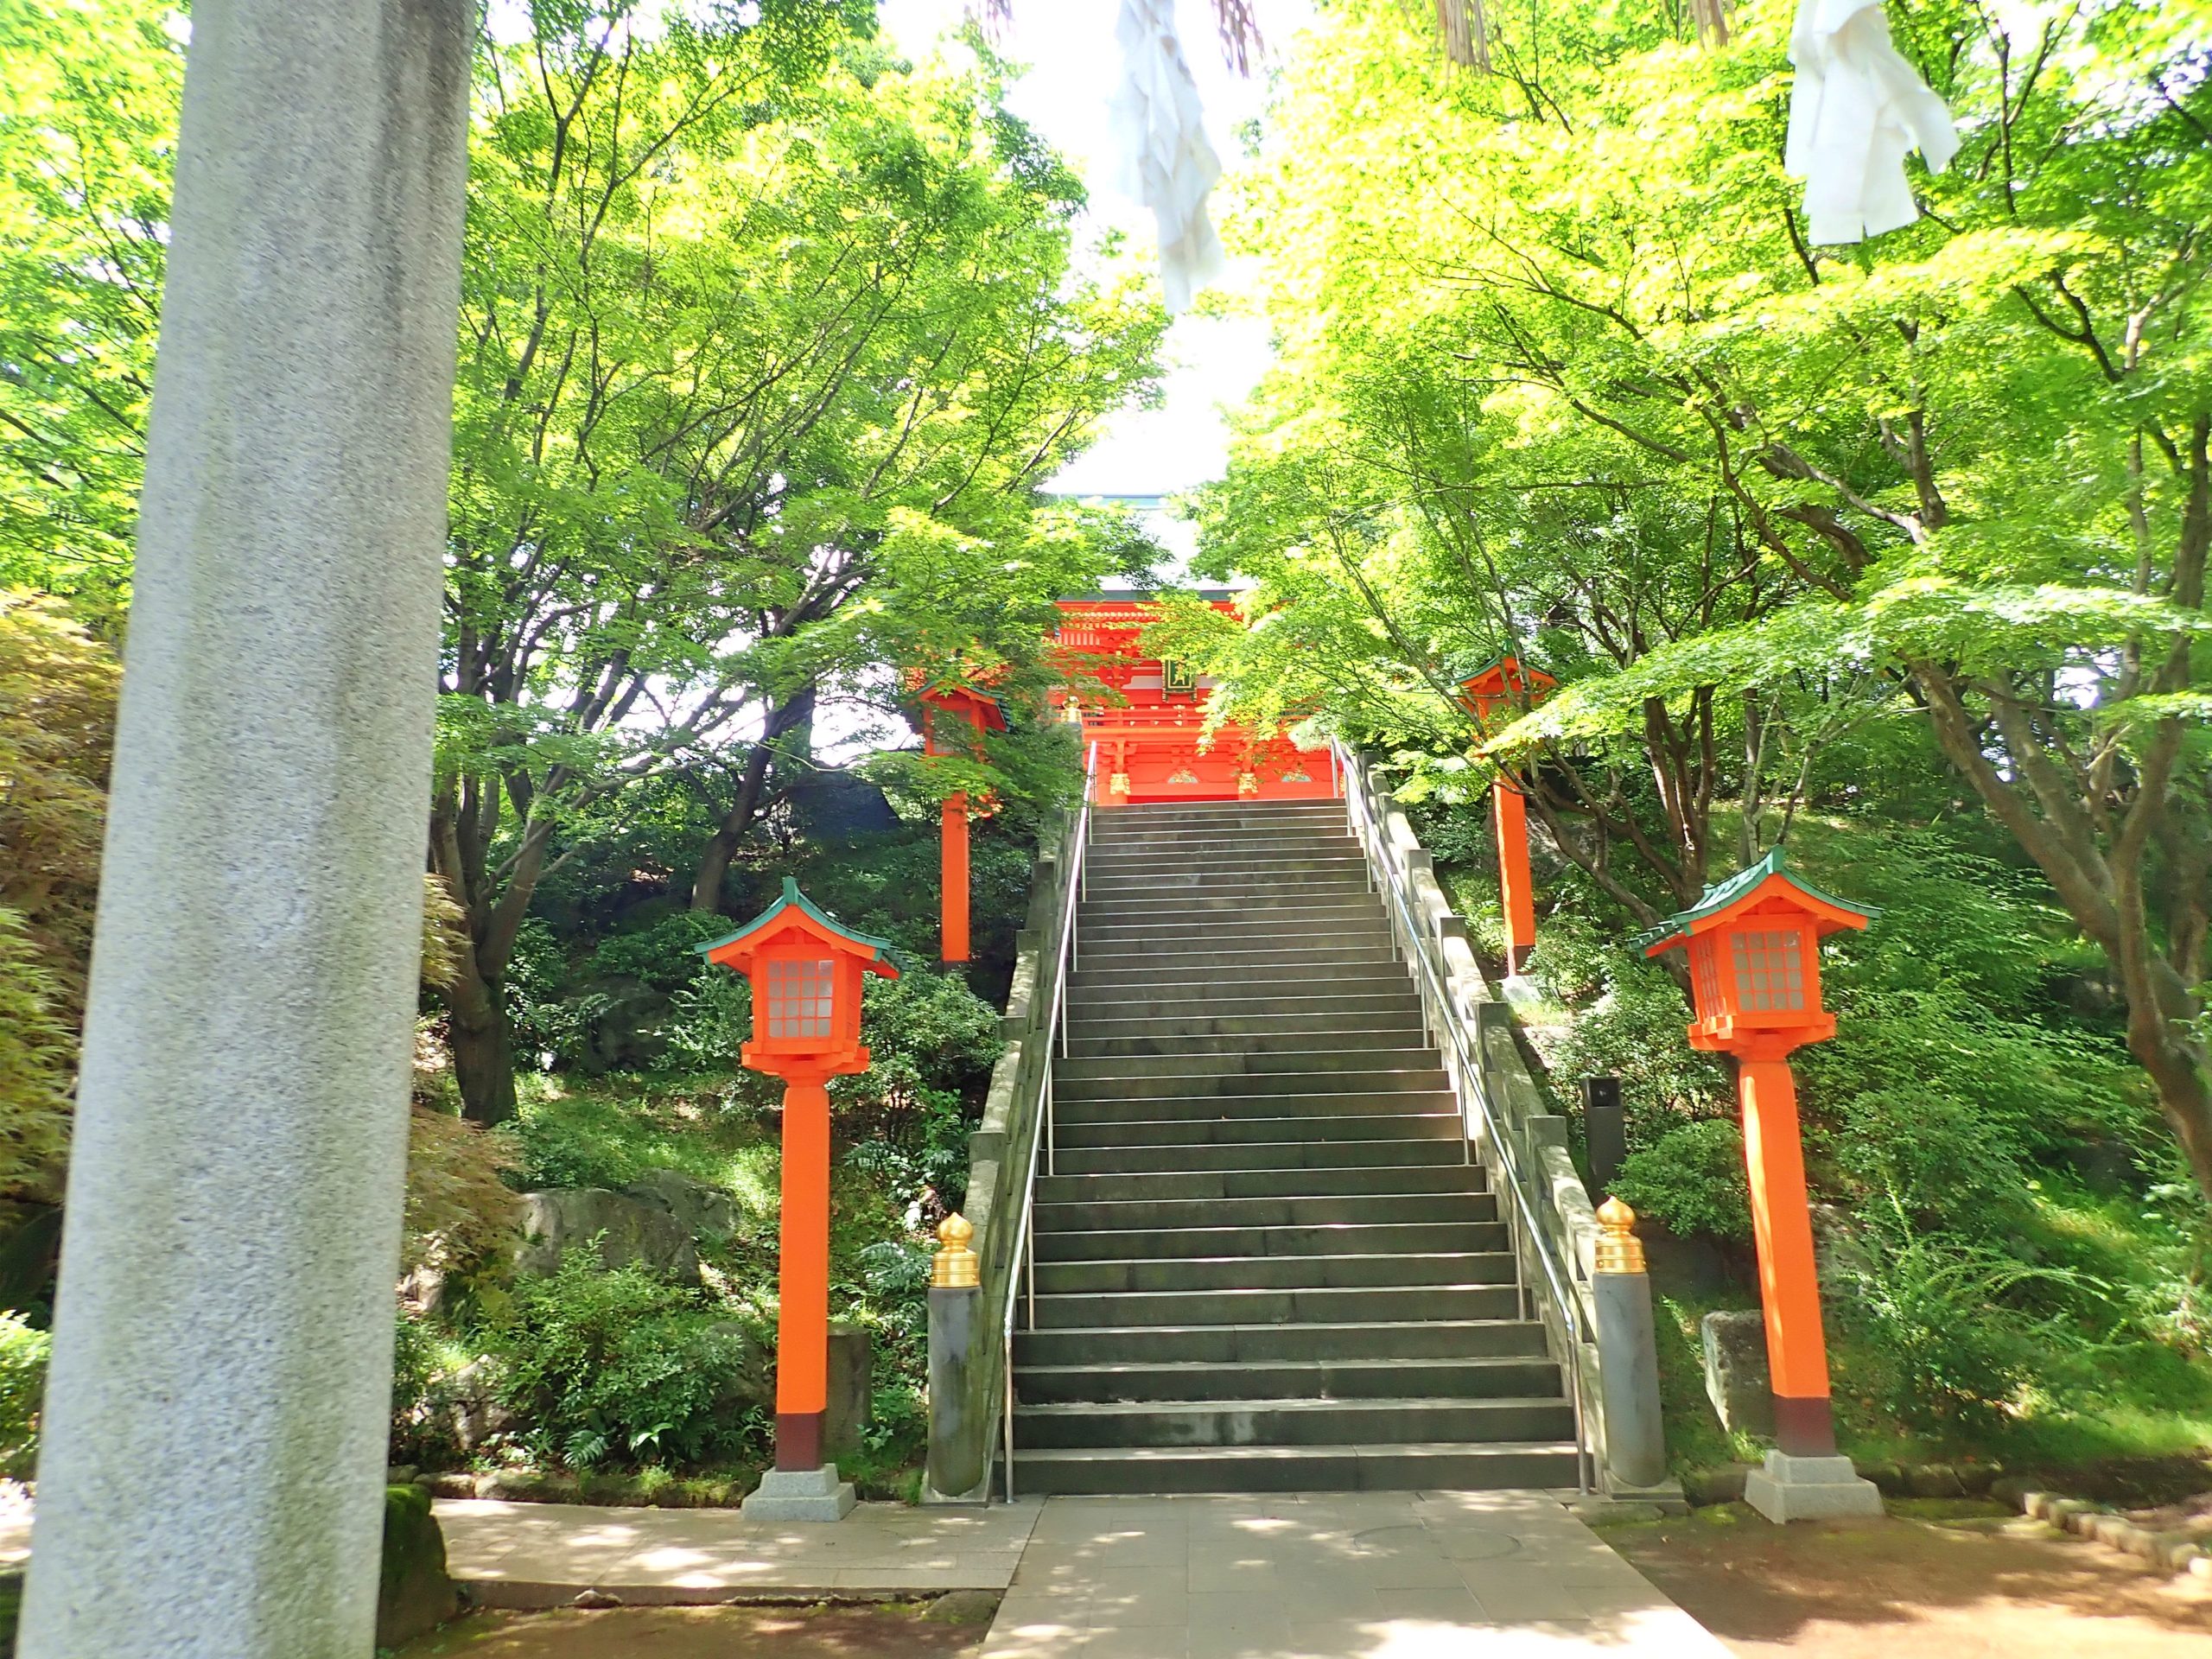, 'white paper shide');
1110,0,1226,311
1785,0,1960,245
